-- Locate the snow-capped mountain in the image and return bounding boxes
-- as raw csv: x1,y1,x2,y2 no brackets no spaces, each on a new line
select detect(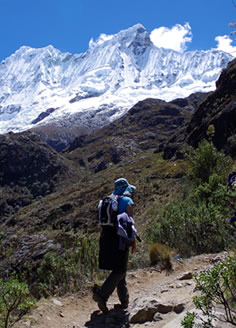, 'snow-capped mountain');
0,24,233,139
